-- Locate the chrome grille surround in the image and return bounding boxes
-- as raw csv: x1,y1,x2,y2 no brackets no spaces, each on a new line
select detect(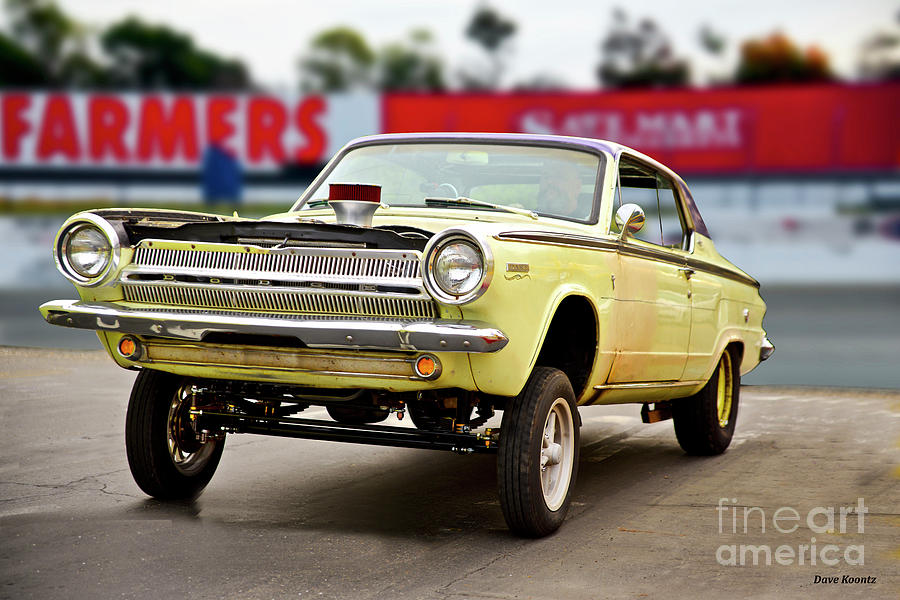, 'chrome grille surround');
131,245,422,279
120,240,437,319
